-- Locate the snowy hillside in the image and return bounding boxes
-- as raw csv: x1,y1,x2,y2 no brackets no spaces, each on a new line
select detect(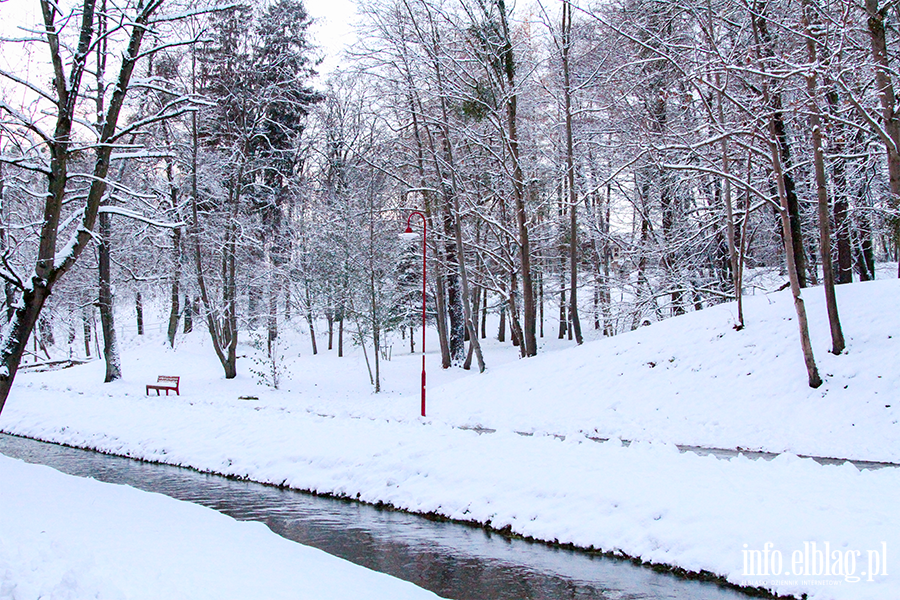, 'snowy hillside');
1,278,898,600
429,278,900,463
